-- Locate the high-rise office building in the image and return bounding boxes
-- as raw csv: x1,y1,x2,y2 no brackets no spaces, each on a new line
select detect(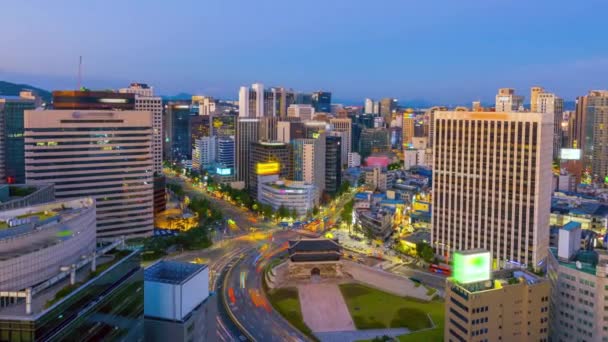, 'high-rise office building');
52,90,135,110
402,113,415,147
547,224,608,342
192,136,216,172
530,86,544,112
235,118,260,183
238,83,281,118
329,130,348,168
277,120,305,143
304,121,329,139
292,135,326,195
164,102,192,161
311,91,331,113
495,88,524,112
260,116,279,141
216,137,235,173
329,117,352,157
24,109,155,239
0,96,35,183
287,104,315,121
432,111,553,268
571,90,608,182
249,141,291,199
364,98,375,114
295,92,312,105
272,87,296,119
445,250,550,342
190,114,211,146
379,98,397,125
536,91,564,158
120,83,163,173
211,113,237,138
325,135,342,194
359,128,389,159
192,95,217,115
